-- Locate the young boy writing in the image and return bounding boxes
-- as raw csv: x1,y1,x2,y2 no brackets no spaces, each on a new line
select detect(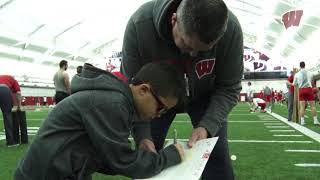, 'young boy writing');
15,62,185,180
